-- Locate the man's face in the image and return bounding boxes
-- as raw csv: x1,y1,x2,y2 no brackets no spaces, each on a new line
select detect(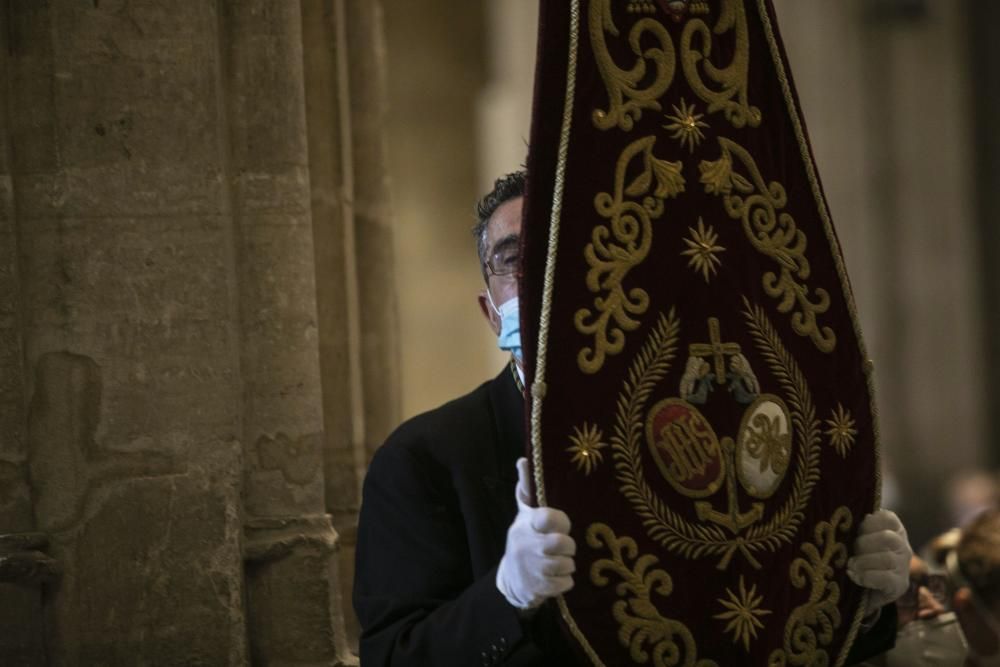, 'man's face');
478,196,523,336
